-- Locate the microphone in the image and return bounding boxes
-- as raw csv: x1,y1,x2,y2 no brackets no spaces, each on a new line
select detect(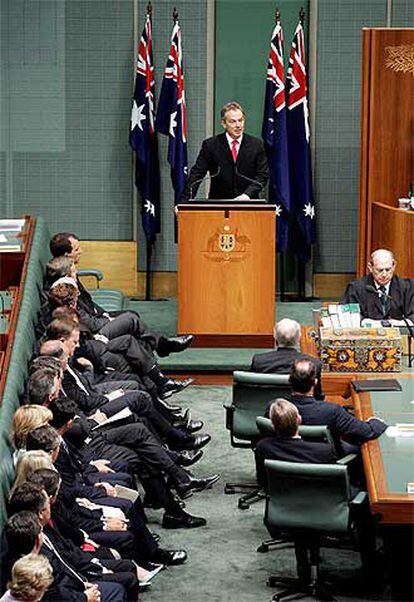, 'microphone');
234,166,265,200
189,167,221,200
365,284,393,301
